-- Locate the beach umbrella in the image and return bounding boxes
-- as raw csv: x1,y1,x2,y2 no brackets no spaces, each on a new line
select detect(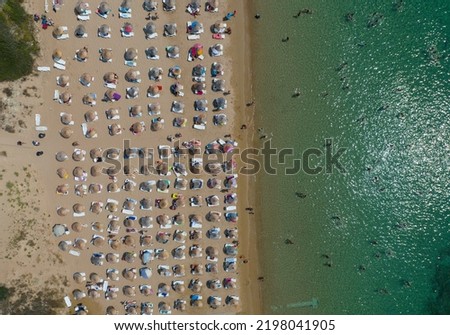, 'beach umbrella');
207,211,221,222
140,250,153,265
103,72,117,83
60,127,73,139
171,82,184,96
190,246,202,258
125,69,140,82
73,203,85,214
57,74,69,87
191,264,204,275
207,178,220,189
189,214,203,224
212,79,225,92
151,119,164,131
188,20,201,34
111,239,121,251
100,48,112,62
82,94,97,107
122,22,133,34
74,183,87,195
89,148,103,162
146,46,158,58
147,84,160,97
127,86,139,99
137,233,152,247
90,165,102,177
158,283,170,294
226,296,239,306
190,43,203,58
166,45,179,58
123,235,135,247
147,102,160,115
106,148,120,159
105,89,121,102
210,44,223,57
56,184,69,195
129,105,142,117
98,2,111,15
207,279,221,290
144,0,157,11
164,23,177,36
140,198,152,210
144,22,156,36
171,101,185,114
107,182,119,193
80,73,94,86
52,26,65,38
121,0,131,10
172,264,185,276
158,302,171,313
224,176,238,188
206,246,219,258
90,253,104,266
123,251,137,263
72,149,85,162
122,199,135,211
90,272,101,285
107,269,119,281
108,123,122,136
192,82,205,94
140,286,152,296
173,213,185,225
192,64,206,77
73,166,85,178
108,220,120,233
207,227,221,239
71,222,84,233
191,300,203,308
224,243,238,255
156,231,170,244
106,253,119,263
106,108,119,119
106,291,117,300
126,306,137,315
60,114,72,127
86,127,97,139
211,62,224,76
52,49,63,60
173,196,186,208
52,224,68,237
194,99,207,112
57,167,68,179
156,249,169,260
74,238,86,250
212,21,227,34
156,214,170,226
190,179,203,190
223,142,235,153
75,2,89,15
98,24,110,37
75,24,86,38
58,240,70,251
92,222,105,232
139,216,153,229
73,272,86,284
90,201,103,214
206,163,222,175
169,66,181,79
76,47,89,61
189,278,203,291
174,299,186,311
123,286,135,297
173,230,186,243
123,181,134,192
174,178,188,190
84,110,98,122
123,268,137,281
213,114,228,126
149,67,162,81
158,199,169,210
124,47,137,61
208,296,221,309
172,246,185,259
140,181,153,192
60,91,72,104
223,278,236,289
106,306,118,315
140,267,152,279
155,161,169,176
